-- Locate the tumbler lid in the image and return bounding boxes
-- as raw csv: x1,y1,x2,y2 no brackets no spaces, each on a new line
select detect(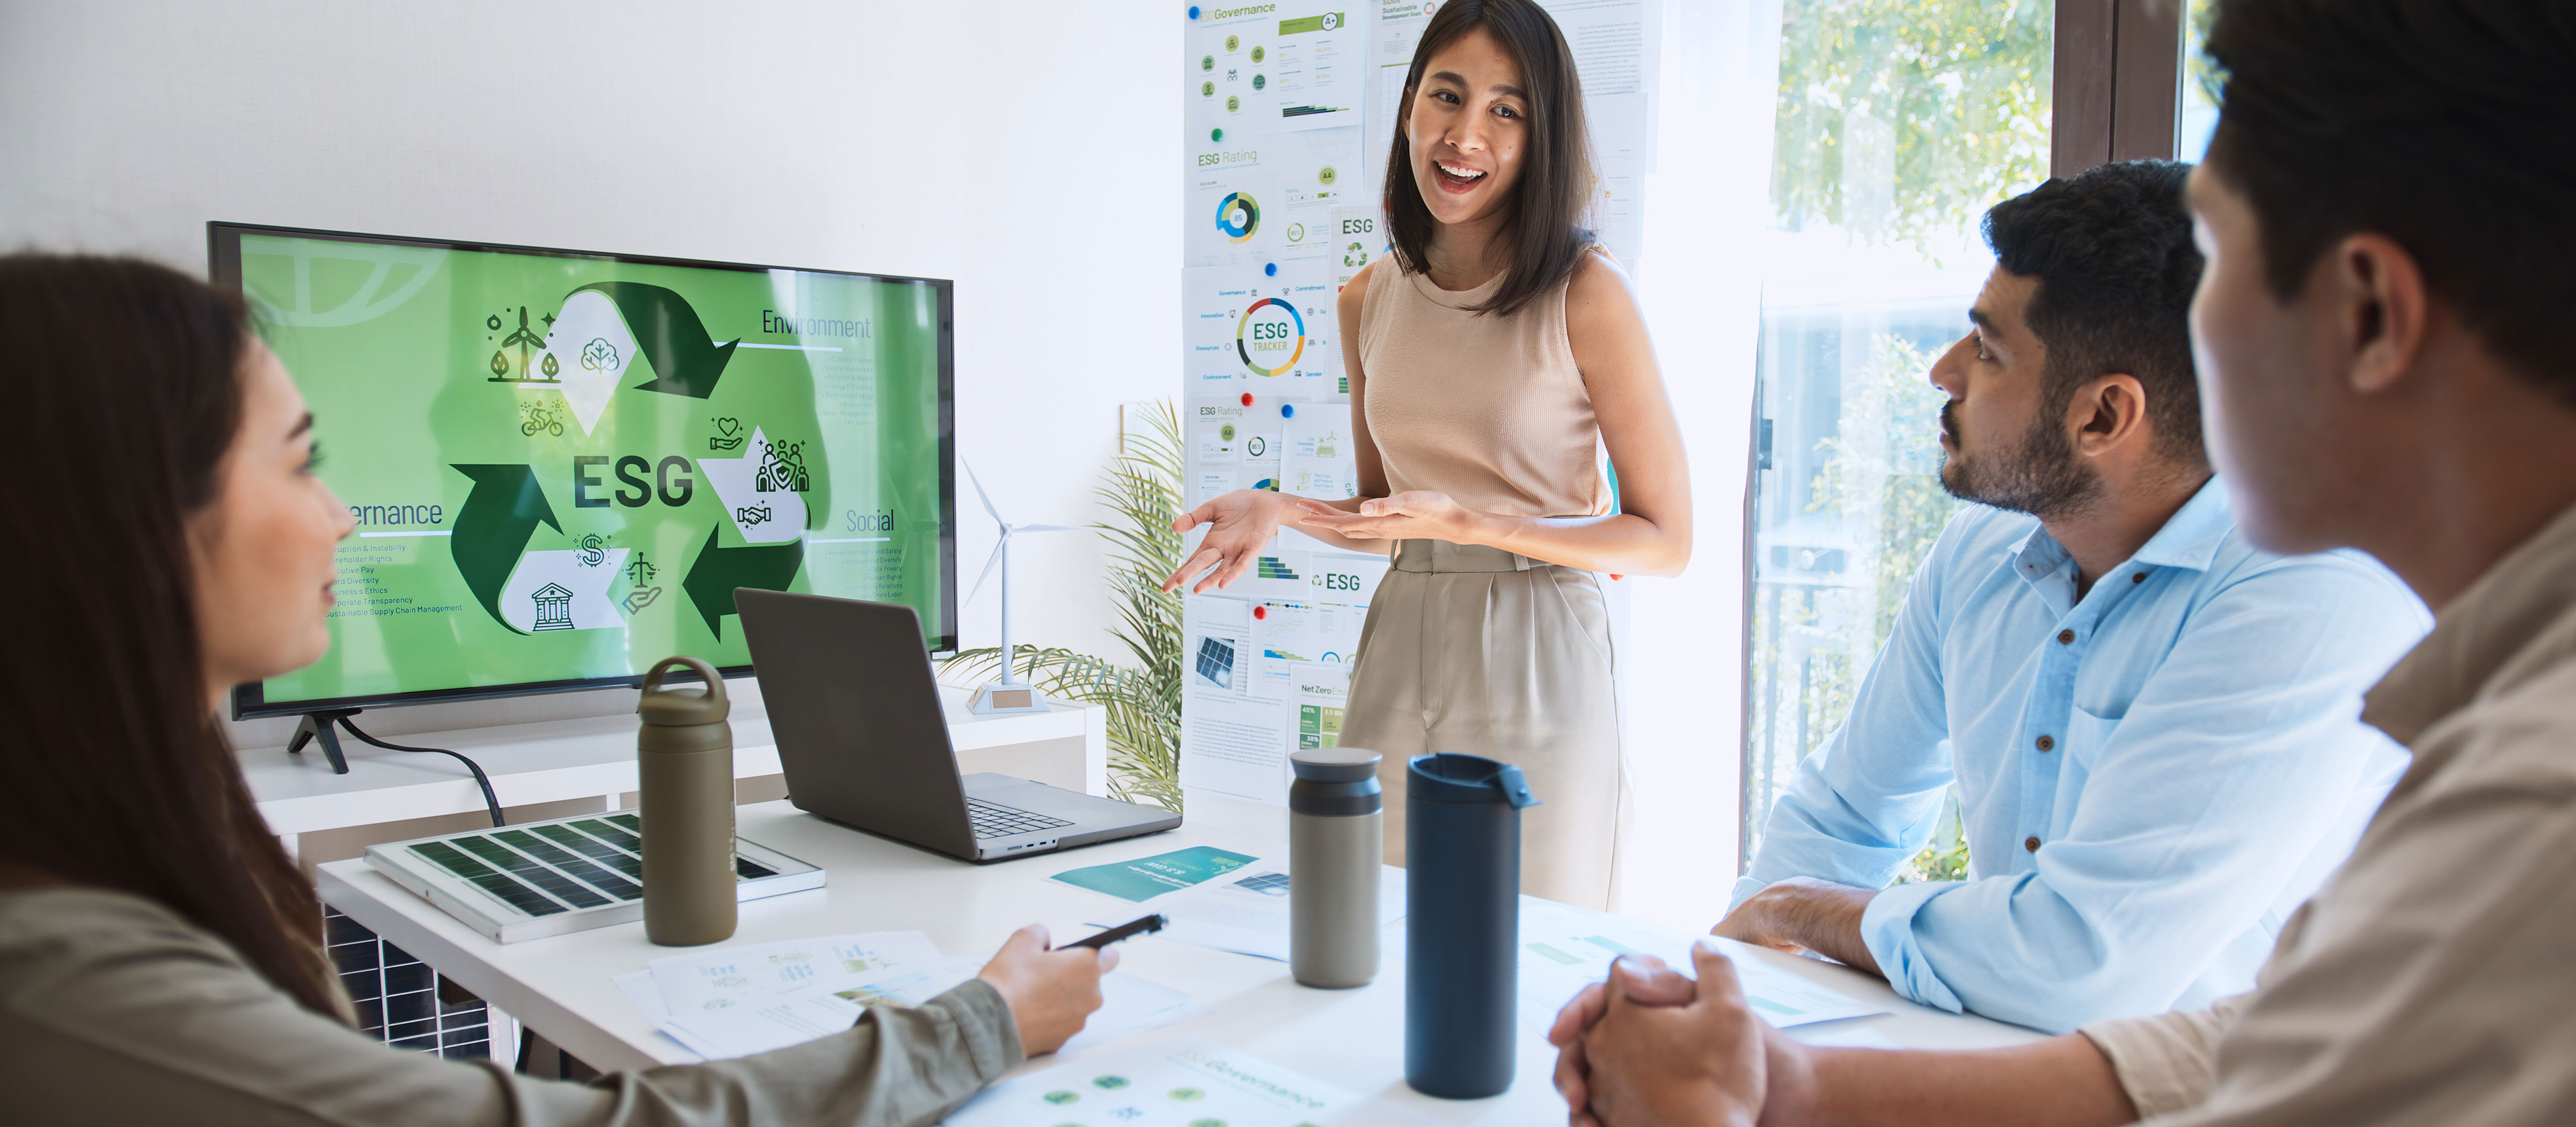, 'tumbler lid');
638,655,730,726
1291,747,1382,782
1407,752,1541,808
